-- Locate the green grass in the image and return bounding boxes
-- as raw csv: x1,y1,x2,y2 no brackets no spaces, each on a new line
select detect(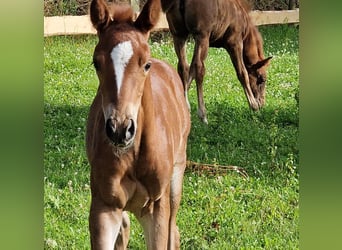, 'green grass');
44,25,299,249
